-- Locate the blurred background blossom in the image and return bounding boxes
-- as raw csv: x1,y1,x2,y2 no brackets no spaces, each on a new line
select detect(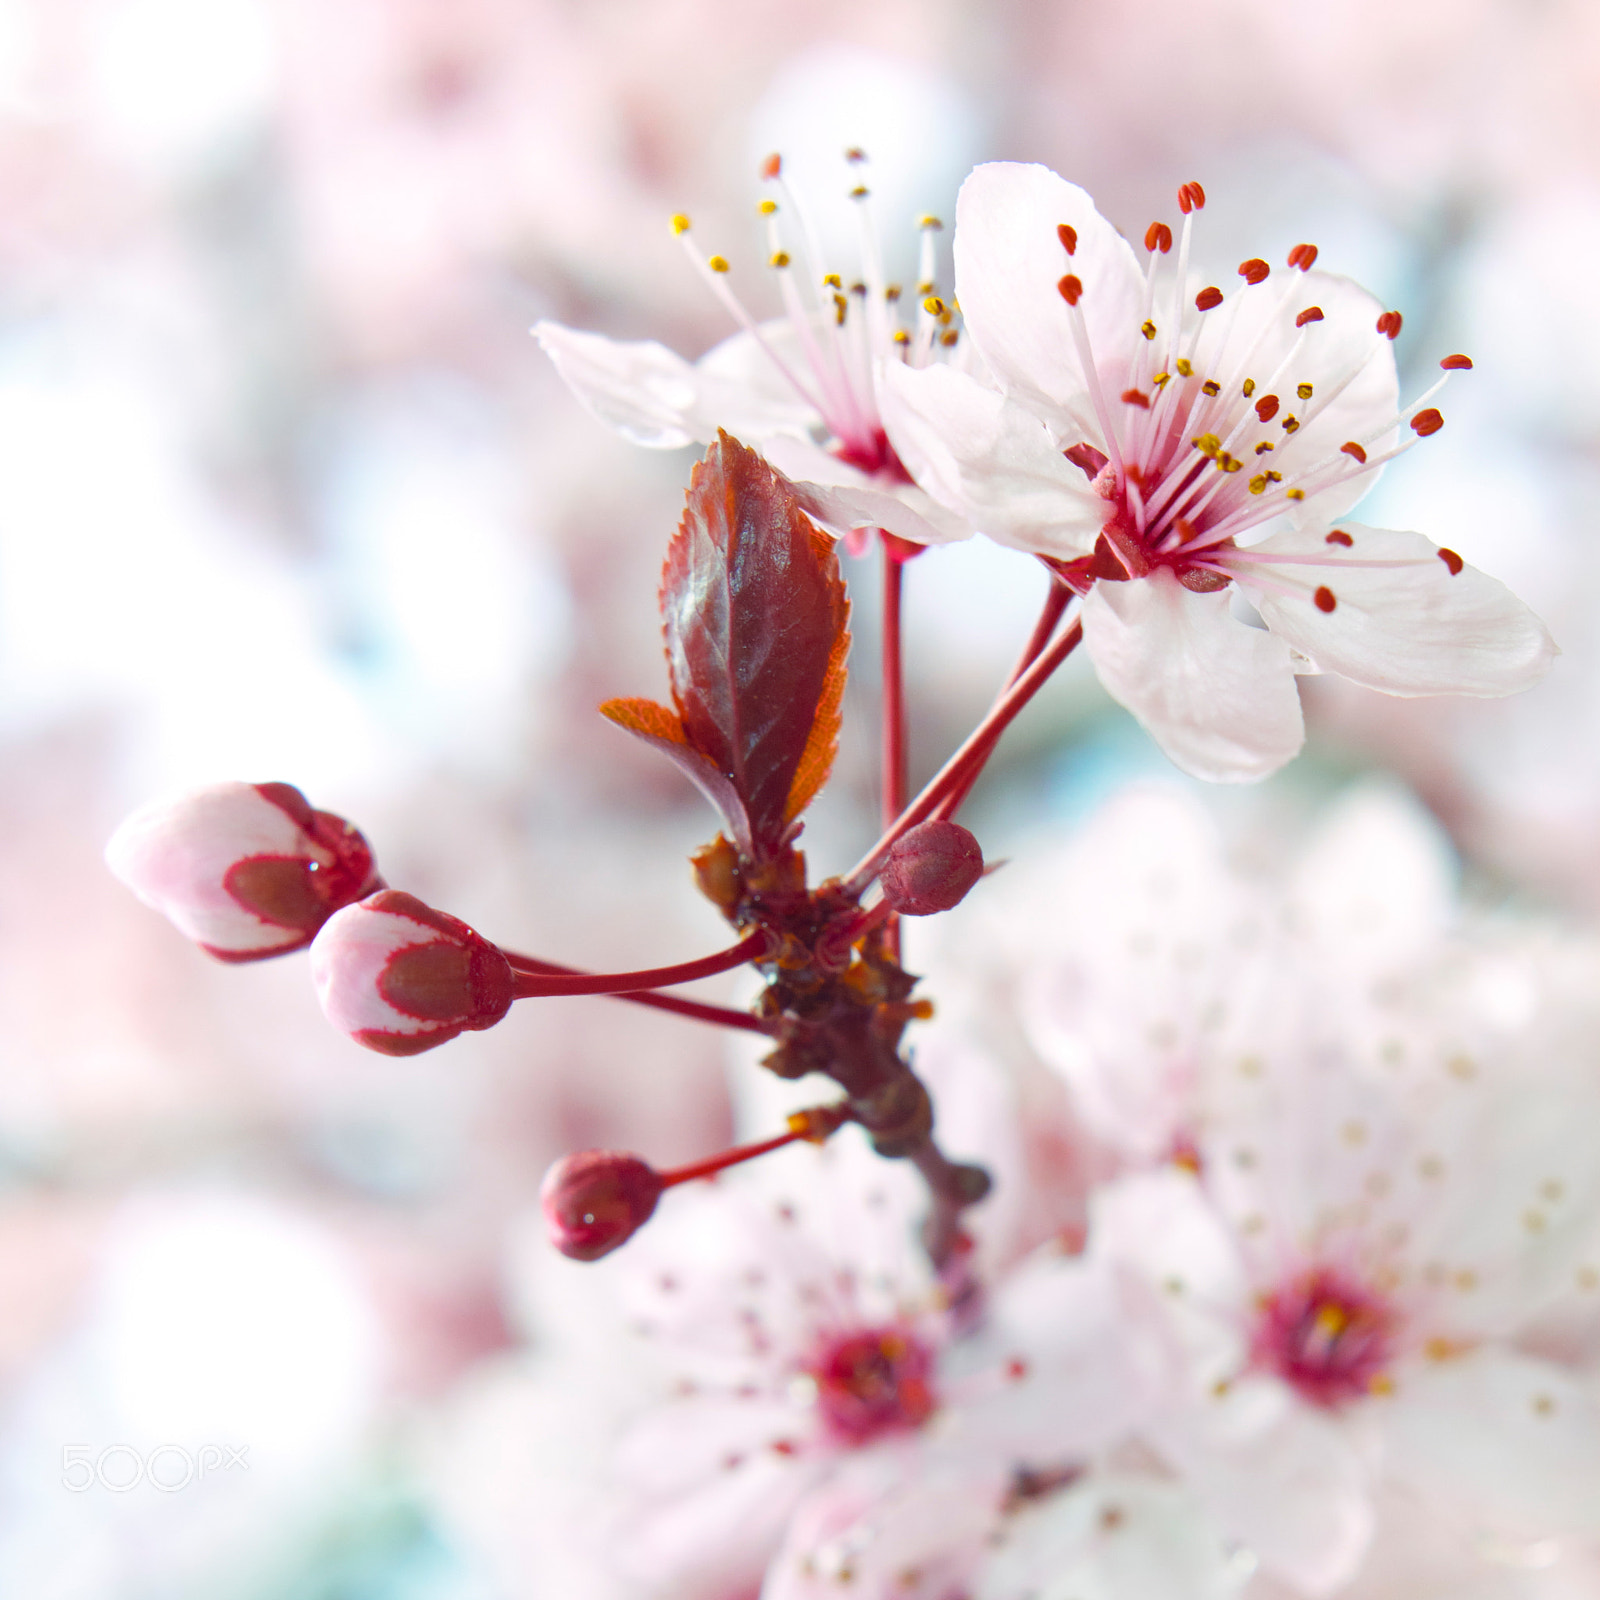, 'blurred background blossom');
2,0,1600,1594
